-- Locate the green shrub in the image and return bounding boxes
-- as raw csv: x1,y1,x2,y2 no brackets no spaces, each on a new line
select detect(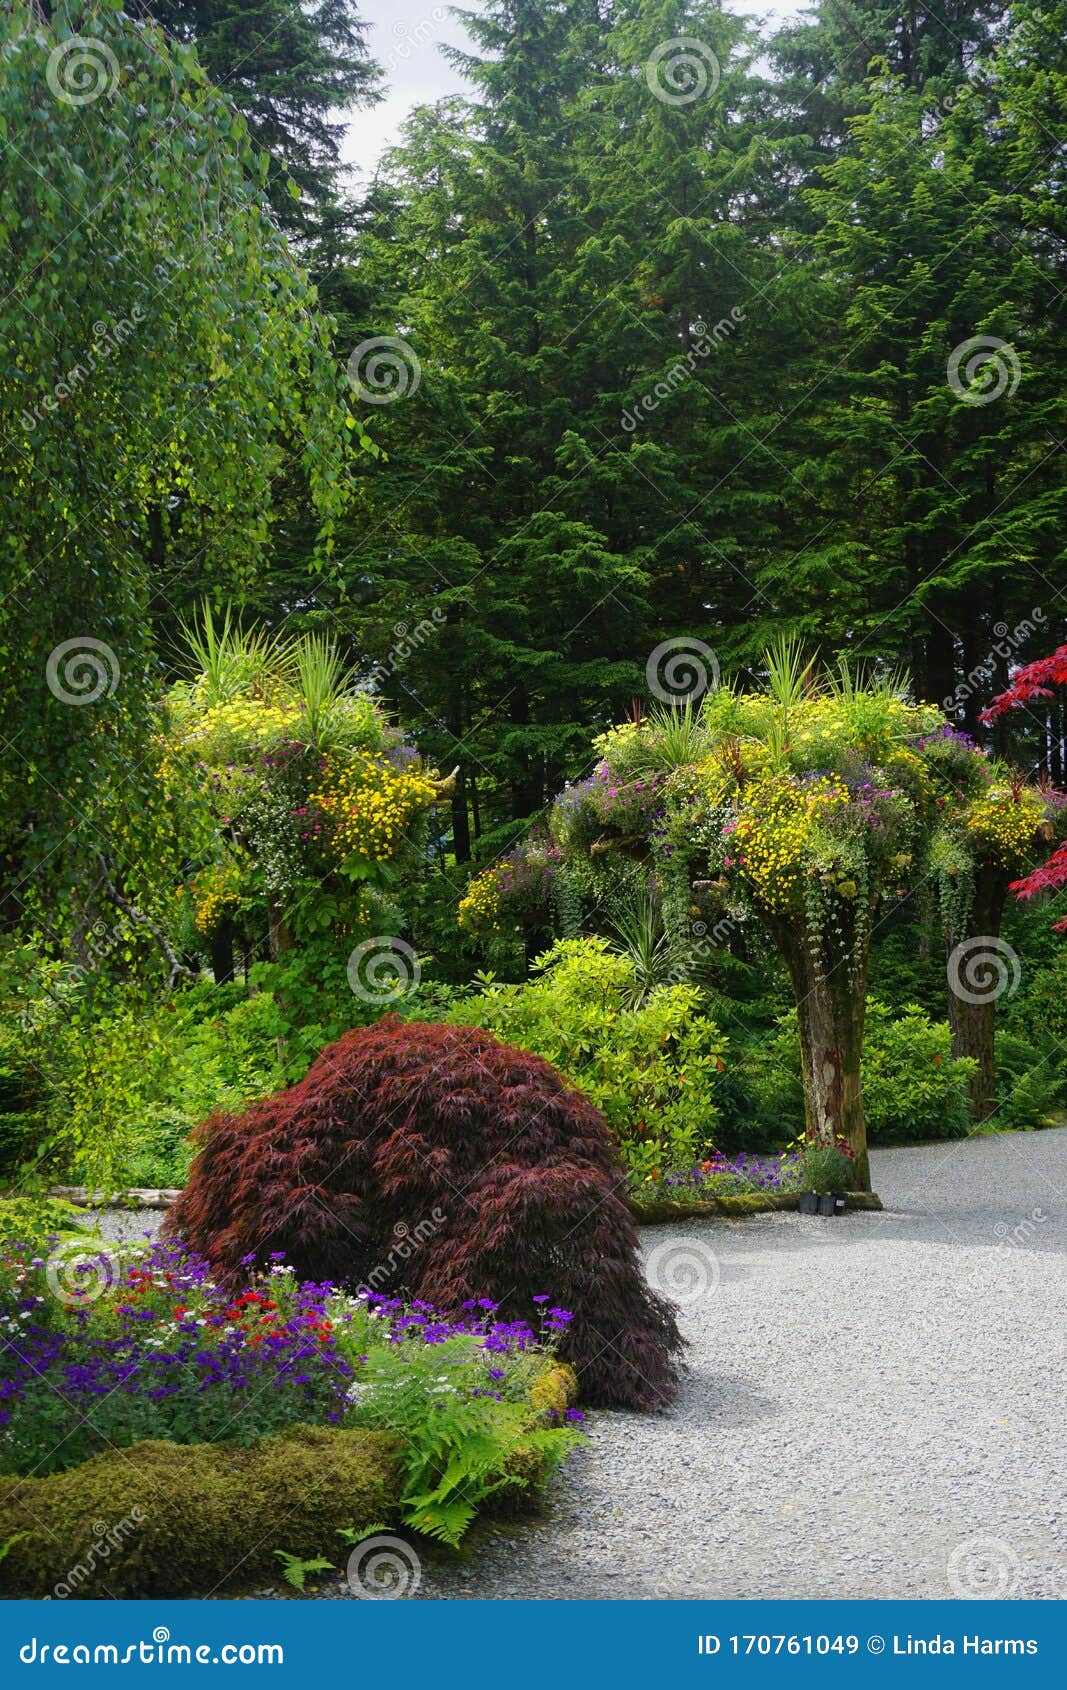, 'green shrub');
714,1000,975,1149
993,1030,1066,1131
860,1001,976,1144
33,983,290,1192
345,1336,581,1543
0,1195,88,1249
712,1016,804,1153
439,937,725,1178
0,1426,401,1597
